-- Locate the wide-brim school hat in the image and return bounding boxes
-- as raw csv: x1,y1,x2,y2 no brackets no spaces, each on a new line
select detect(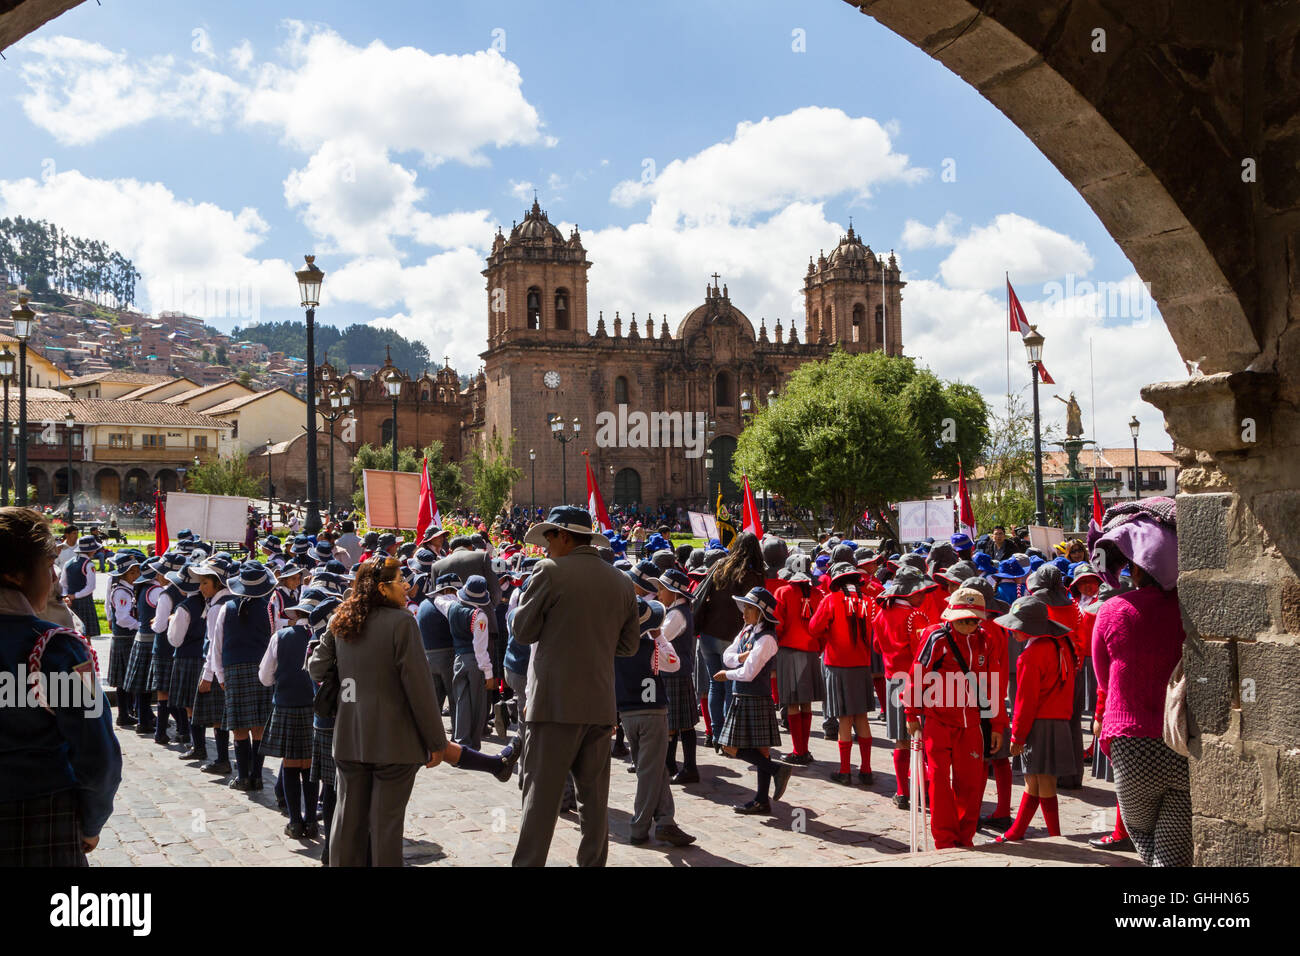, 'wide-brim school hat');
898,553,928,574
879,567,936,599
993,594,1072,637
378,533,398,550
313,541,335,561
277,561,306,579
309,596,342,630
995,558,1028,579
434,572,463,593
627,560,662,593
421,526,450,545
228,561,278,598
362,531,379,549
164,568,201,593
289,587,332,616
960,576,1010,615
188,559,230,584
657,568,692,598
136,557,164,581
853,546,880,568
828,561,862,585
75,535,99,554
638,597,666,633
523,506,599,547
1027,565,1072,607
262,535,283,552
457,574,491,608
732,586,777,623
950,532,974,553
1069,563,1103,596
940,587,988,622
613,558,633,571
935,560,979,586
110,554,141,576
